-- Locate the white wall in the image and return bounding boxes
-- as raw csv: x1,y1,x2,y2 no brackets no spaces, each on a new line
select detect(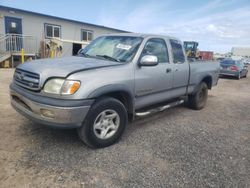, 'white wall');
0,8,125,56
232,47,250,57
